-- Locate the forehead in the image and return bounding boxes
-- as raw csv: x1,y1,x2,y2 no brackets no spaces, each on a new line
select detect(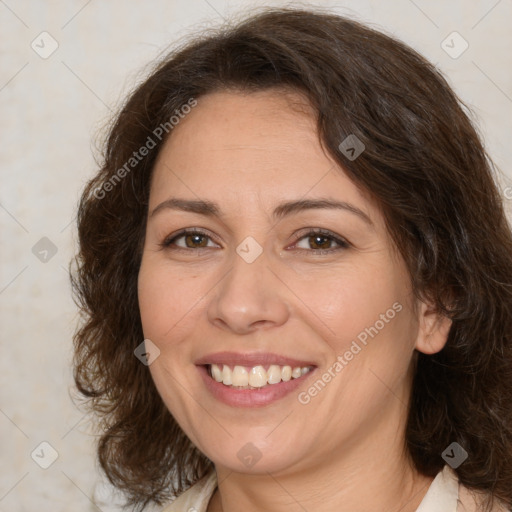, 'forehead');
157,88,319,161
149,89,379,224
